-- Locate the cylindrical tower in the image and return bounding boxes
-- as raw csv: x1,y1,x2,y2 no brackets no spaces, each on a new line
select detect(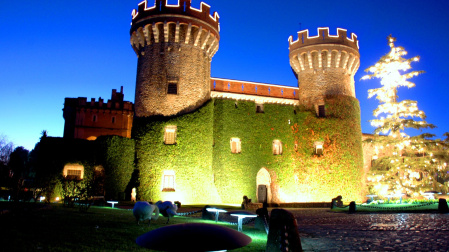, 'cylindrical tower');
288,28,360,109
130,0,220,117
